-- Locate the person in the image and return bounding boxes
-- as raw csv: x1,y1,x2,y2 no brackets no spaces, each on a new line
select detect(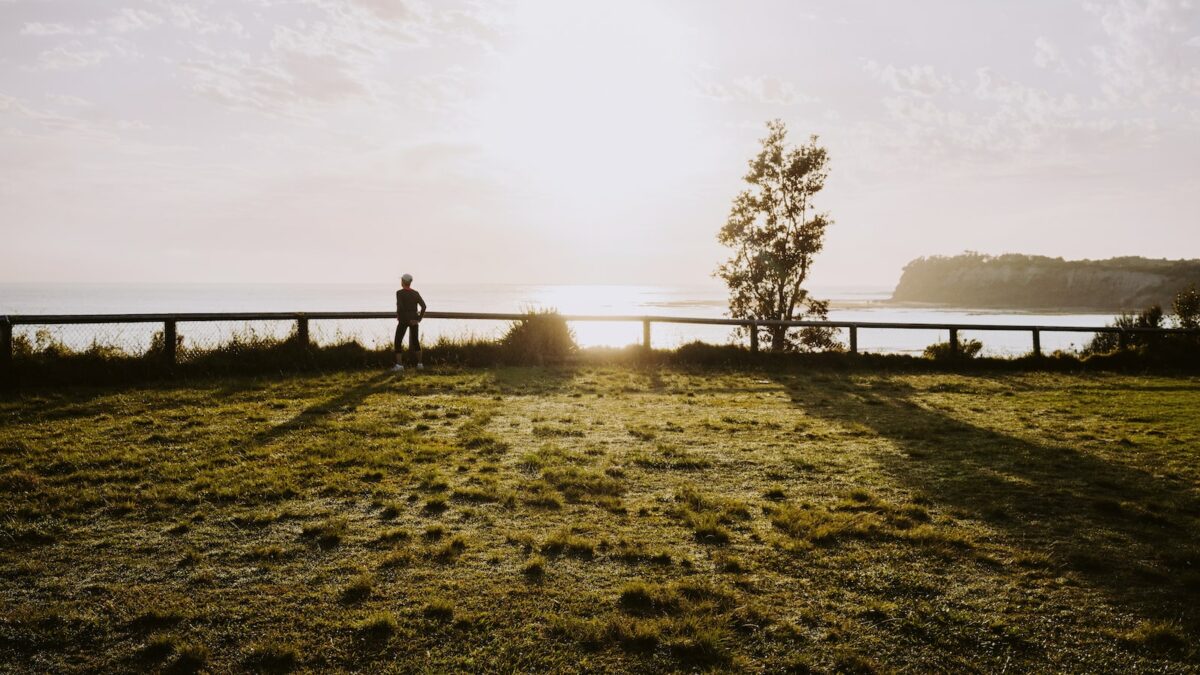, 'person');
393,273,426,372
